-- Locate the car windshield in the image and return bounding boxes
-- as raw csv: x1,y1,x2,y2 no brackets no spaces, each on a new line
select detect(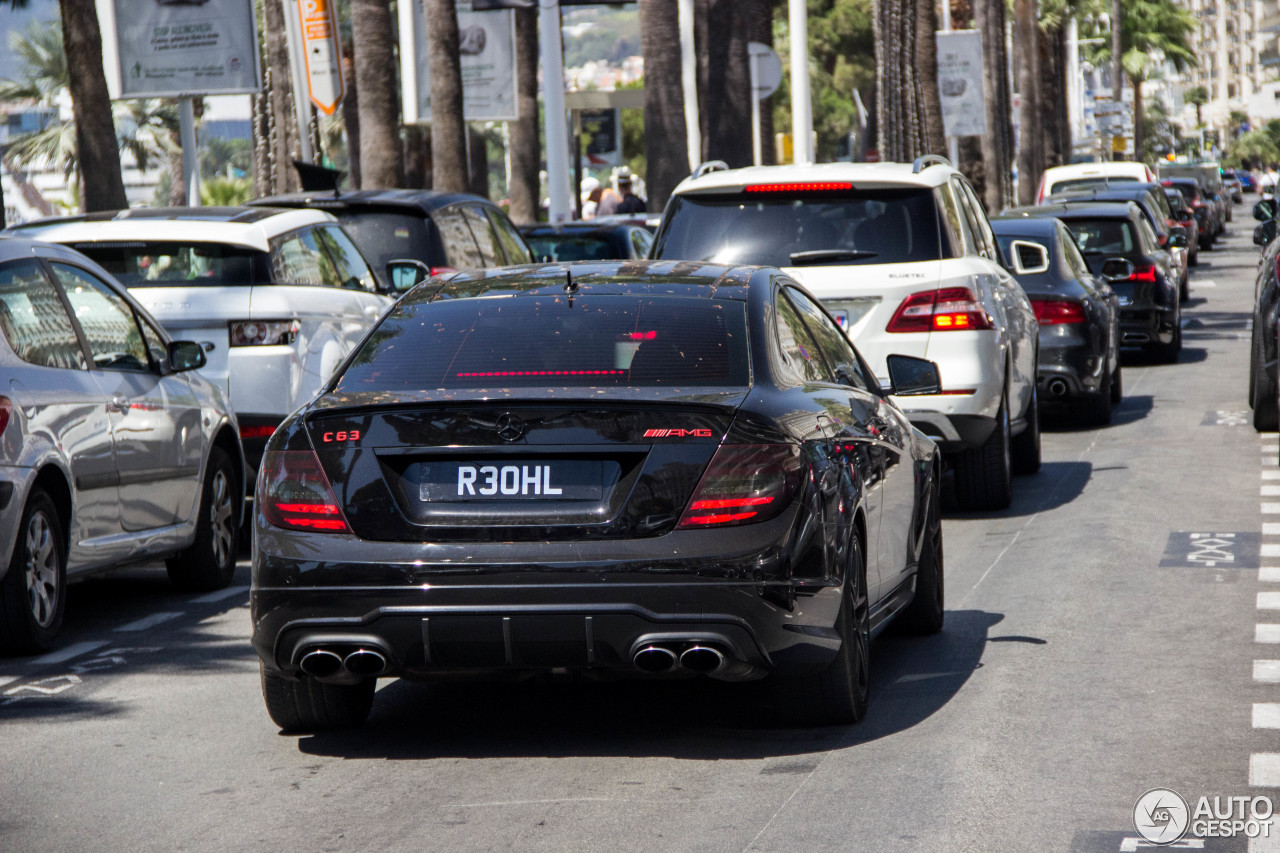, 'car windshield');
1062,219,1135,255
654,188,946,267
333,211,435,278
335,294,750,390
70,241,261,286
525,235,618,262
1049,177,1138,194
